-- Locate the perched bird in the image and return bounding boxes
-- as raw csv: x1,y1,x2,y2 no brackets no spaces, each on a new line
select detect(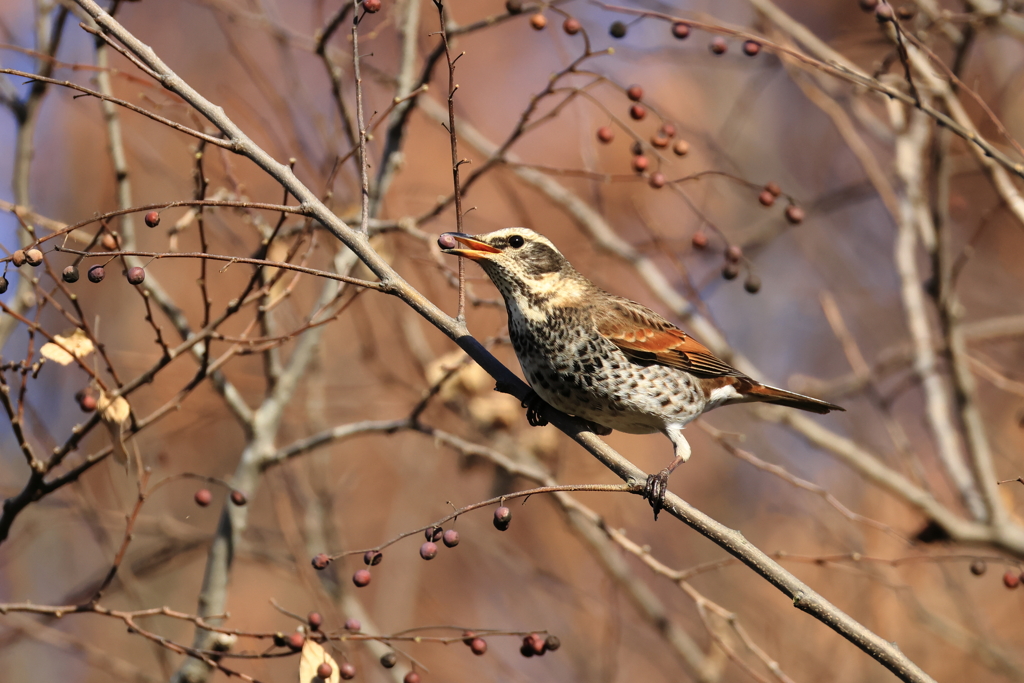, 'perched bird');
439,228,843,517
